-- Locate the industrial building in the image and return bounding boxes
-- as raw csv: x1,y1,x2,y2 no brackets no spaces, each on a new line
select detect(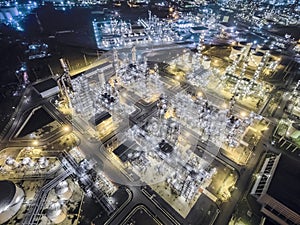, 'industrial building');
33,78,60,99
251,154,300,225
0,6,19,21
